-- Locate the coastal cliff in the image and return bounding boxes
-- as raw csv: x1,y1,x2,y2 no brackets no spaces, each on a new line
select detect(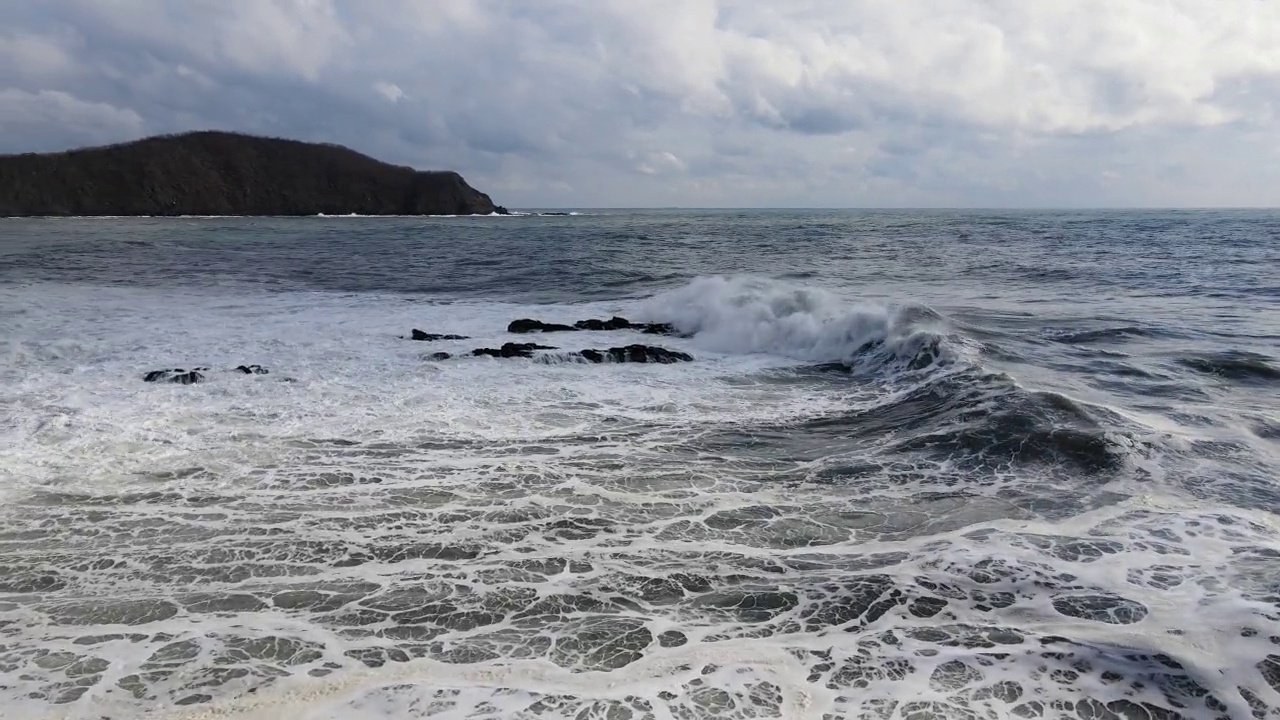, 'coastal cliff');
0,131,506,217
